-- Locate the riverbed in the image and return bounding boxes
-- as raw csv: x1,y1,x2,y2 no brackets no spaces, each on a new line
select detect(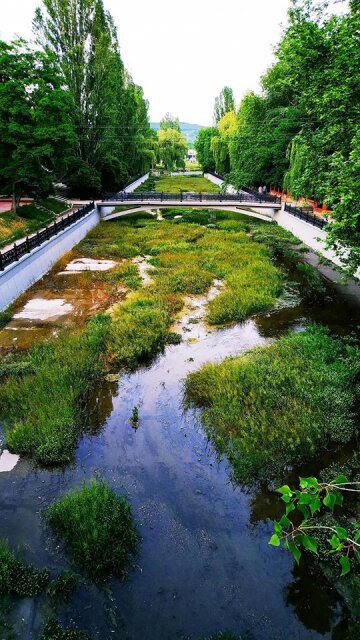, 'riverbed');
0,237,359,639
